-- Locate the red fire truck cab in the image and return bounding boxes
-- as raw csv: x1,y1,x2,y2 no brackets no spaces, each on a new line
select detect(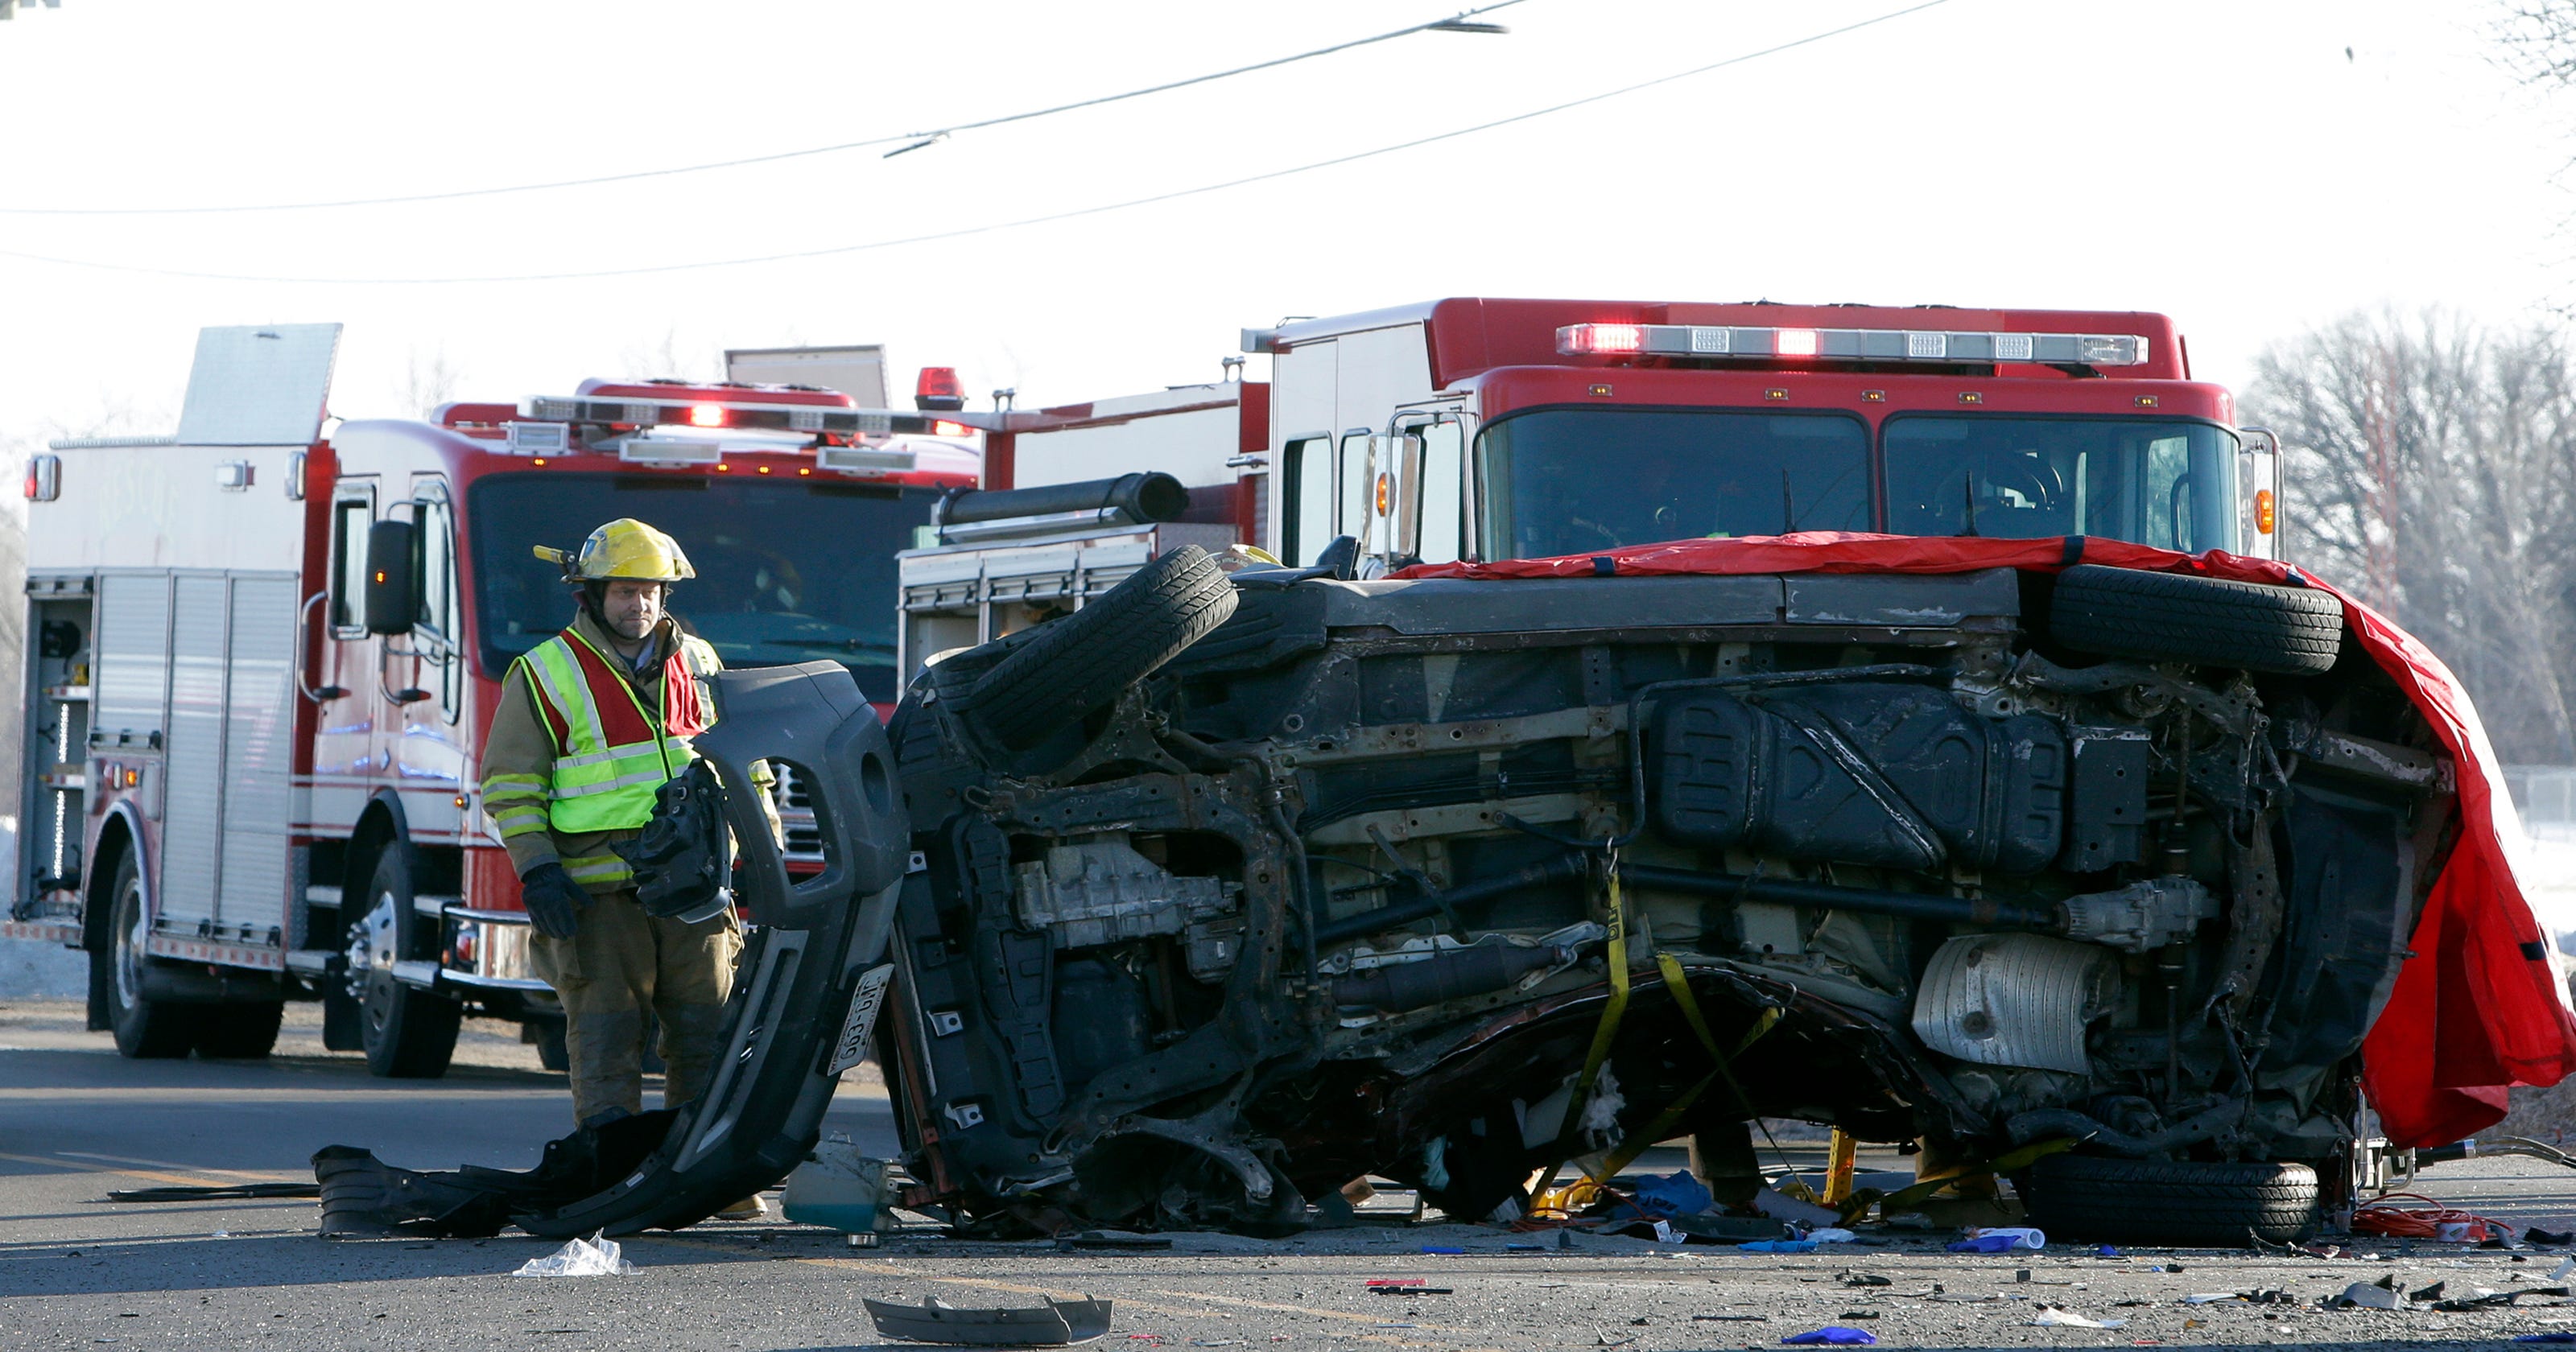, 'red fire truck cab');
3,325,976,1076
